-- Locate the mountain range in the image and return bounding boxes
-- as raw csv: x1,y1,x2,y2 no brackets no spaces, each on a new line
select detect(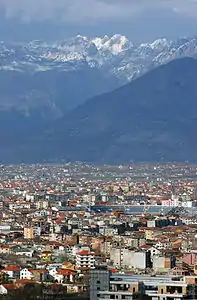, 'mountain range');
0,36,123,120
1,34,197,117
1,35,197,163
22,57,197,164
2,34,197,78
